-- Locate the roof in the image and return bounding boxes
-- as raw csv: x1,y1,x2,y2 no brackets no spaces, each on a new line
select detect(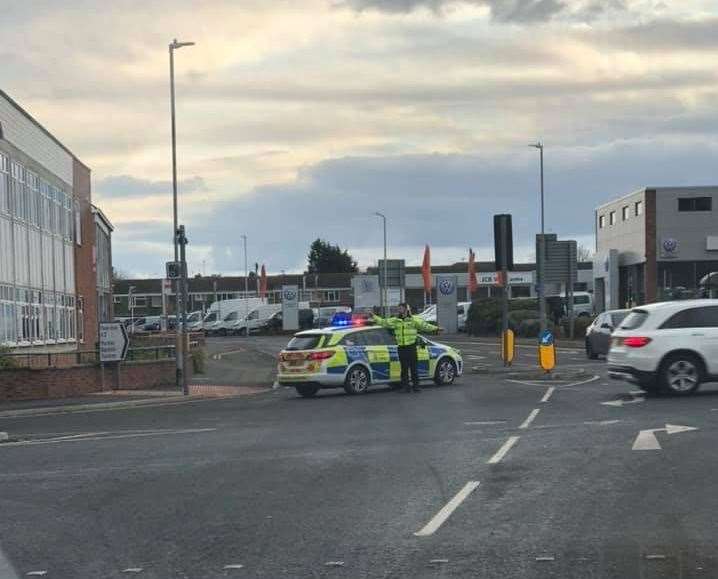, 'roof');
633,299,718,312
0,89,87,169
91,205,114,232
595,186,718,211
